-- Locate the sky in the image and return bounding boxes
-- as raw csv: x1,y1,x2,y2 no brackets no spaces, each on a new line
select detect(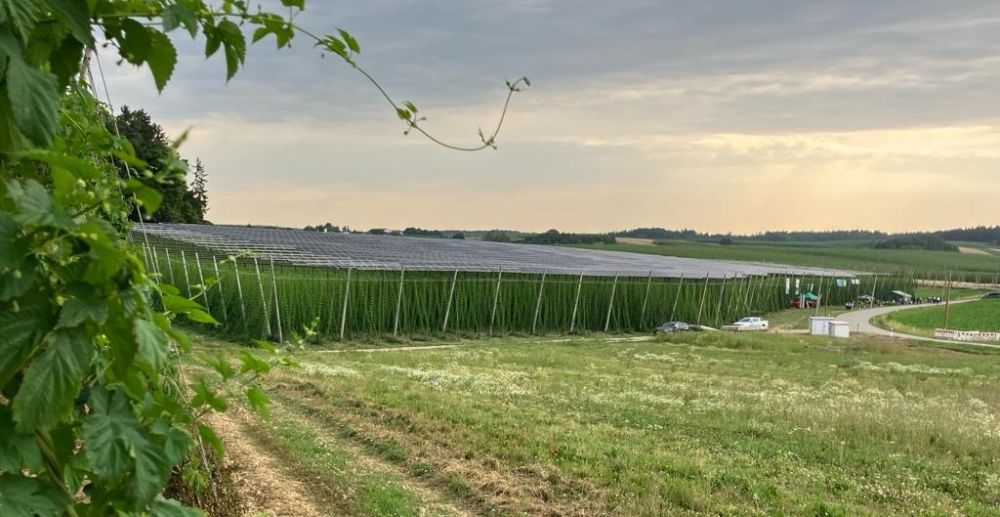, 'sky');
102,0,1000,234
